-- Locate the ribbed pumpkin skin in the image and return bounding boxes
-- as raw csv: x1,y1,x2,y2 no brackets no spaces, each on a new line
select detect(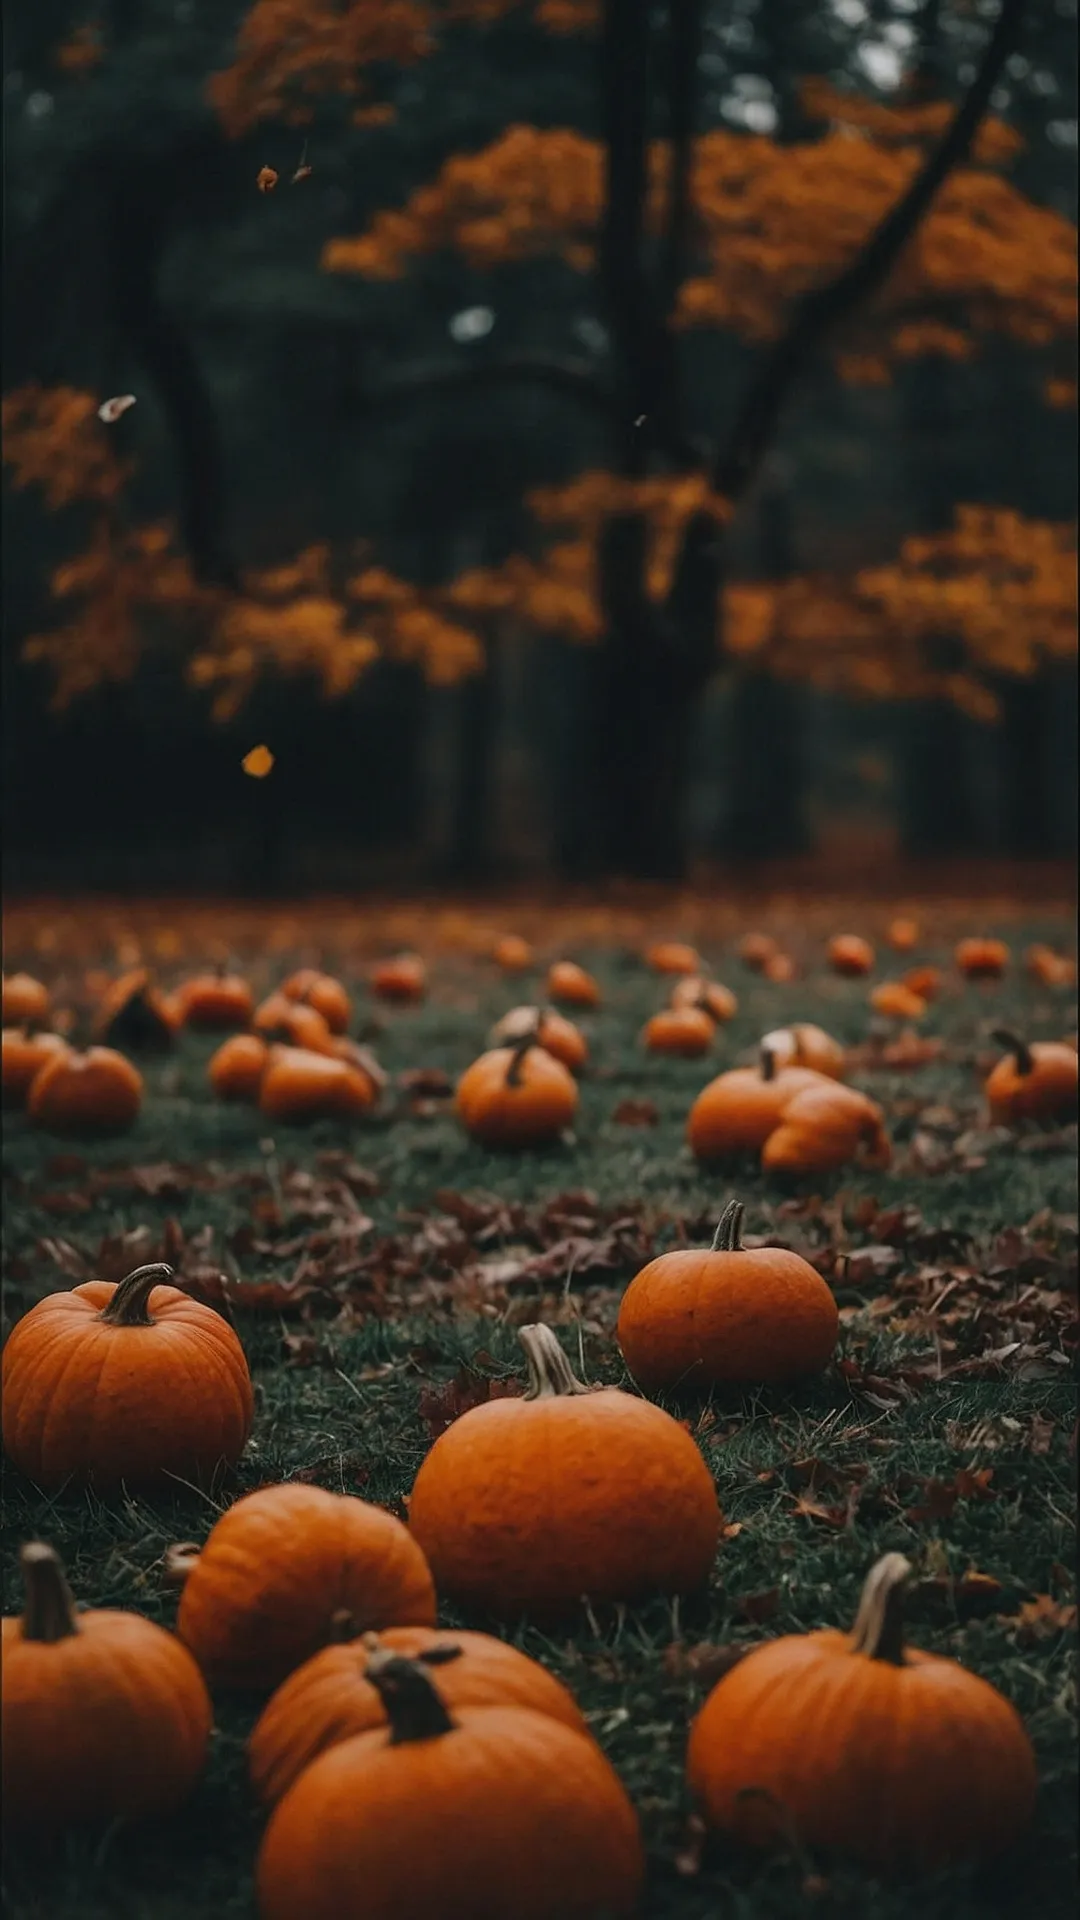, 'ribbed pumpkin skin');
258,1046,376,1123
178,972,255,1031
618,1247,838,1391
687,1629,1037,1873
455,1046,578,1148
177,1486,437,1693
2,1029,70,1107
209,1033,269,1101
2,1281,253,1490
986,1043,1077,1124
643,1009,714,1058
27,1046,143,1136
2,1608,211,1834
761,1083,891,1174
687,1065,824,1158
408,1393,720,1622
250,1627,591,1805
257,1706,644,1920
